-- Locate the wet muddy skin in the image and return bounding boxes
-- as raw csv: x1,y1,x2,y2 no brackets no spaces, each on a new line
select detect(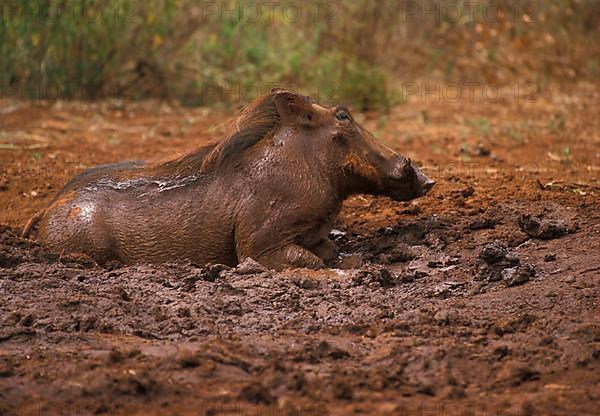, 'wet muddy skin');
0,86,599,415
